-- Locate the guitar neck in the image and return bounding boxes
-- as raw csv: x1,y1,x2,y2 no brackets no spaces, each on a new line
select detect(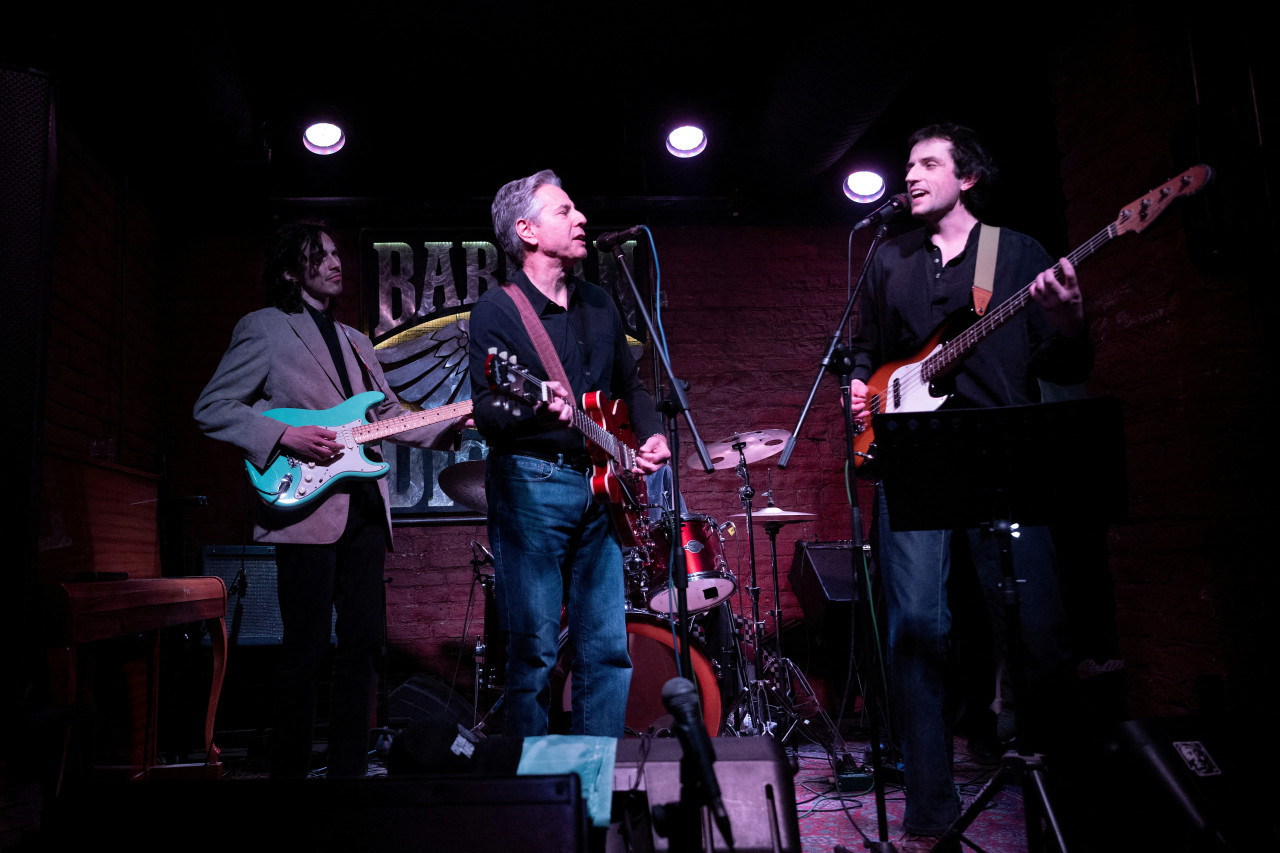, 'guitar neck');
569,403,621,462
509,366,623,465
351,400,472,445
924,222,1117,381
